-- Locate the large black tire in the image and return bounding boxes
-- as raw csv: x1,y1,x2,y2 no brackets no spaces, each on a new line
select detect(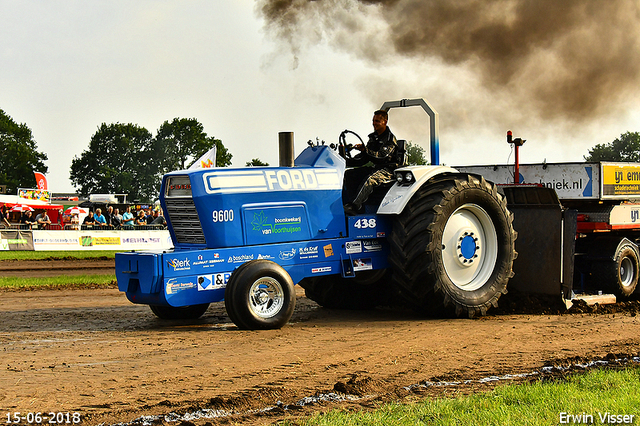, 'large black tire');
591,244,639,298
149,303,210,320
388,173,516,318
224,259,296,330
299,270,392,309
